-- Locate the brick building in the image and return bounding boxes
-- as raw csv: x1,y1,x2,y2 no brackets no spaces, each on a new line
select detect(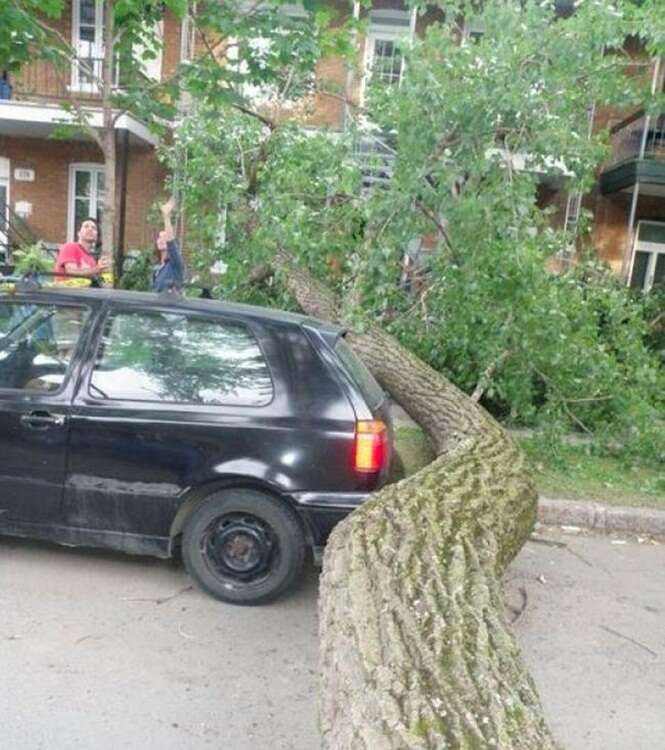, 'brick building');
0,0,186,261
1,1,663,289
